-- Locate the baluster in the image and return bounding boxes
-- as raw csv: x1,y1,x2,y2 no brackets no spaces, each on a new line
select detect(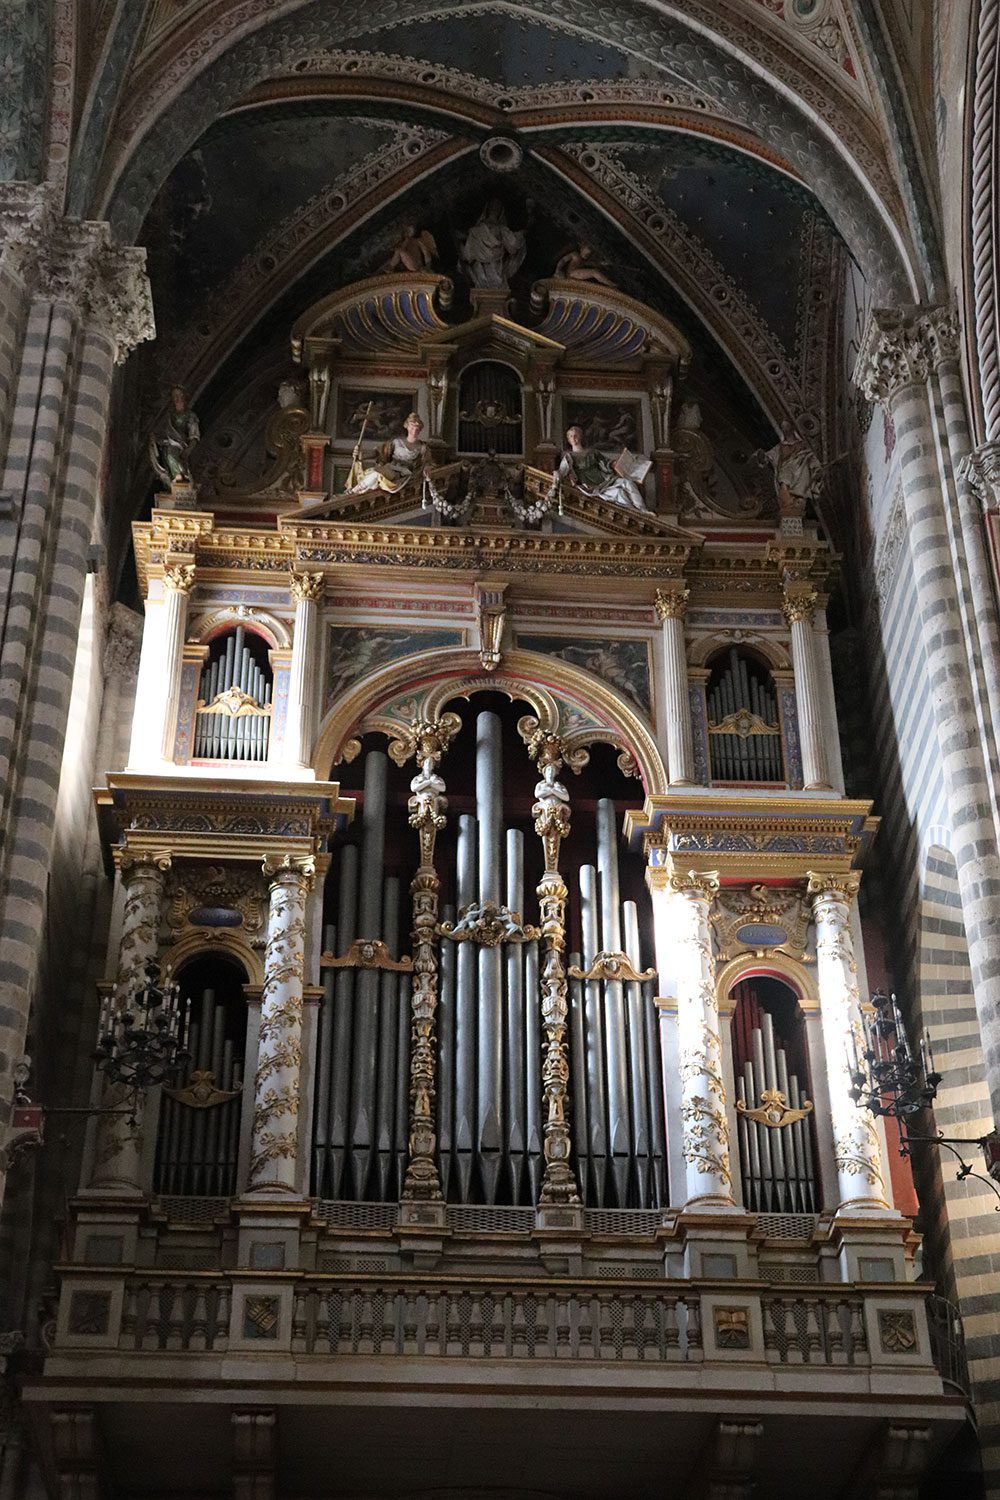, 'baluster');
121,1282,139,1348
188,1286,209,1351
291,1289,307,1353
